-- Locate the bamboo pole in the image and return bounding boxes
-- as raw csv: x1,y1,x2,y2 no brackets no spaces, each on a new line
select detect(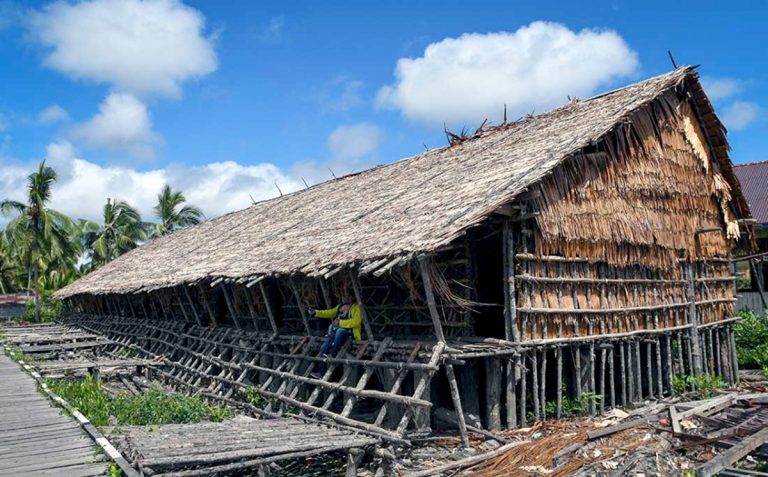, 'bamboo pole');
258,281,279,335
